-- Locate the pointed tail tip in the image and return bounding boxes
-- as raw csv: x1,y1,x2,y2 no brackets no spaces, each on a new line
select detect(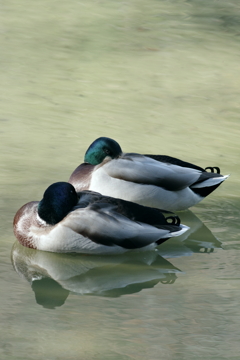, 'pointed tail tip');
192,173,230,189
172,224,190,237
217,174,230,183
213,173,230,181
